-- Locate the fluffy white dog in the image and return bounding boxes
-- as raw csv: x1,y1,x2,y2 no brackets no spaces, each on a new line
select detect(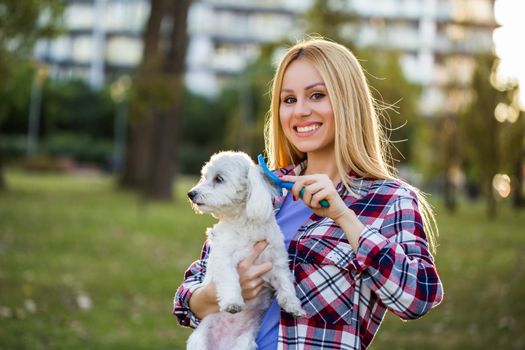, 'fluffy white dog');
185,151,305,350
